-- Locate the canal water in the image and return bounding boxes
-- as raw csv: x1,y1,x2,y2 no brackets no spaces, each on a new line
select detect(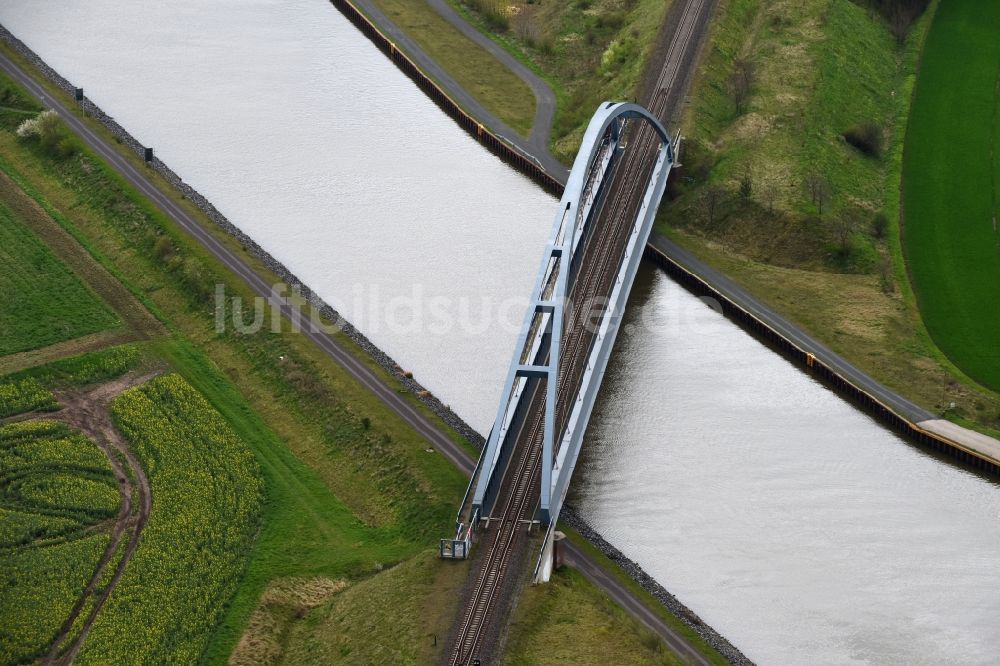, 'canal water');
3,1,999,663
